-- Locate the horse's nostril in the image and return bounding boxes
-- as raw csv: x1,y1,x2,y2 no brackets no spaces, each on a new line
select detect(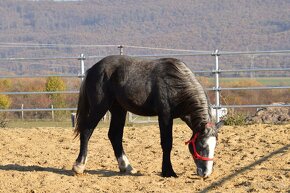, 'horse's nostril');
197,168,205,177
